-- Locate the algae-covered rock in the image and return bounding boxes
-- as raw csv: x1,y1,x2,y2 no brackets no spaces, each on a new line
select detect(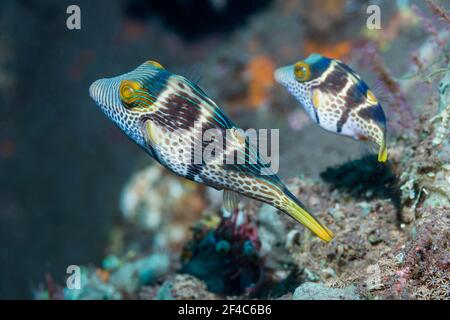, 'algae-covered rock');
400,104,450,210
292,282,362,300
120,165,206,250
257,203,287,257
180,214,263,295
62,253,170,300
109,253,170,294
156,274,218,300
438,67,450,114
